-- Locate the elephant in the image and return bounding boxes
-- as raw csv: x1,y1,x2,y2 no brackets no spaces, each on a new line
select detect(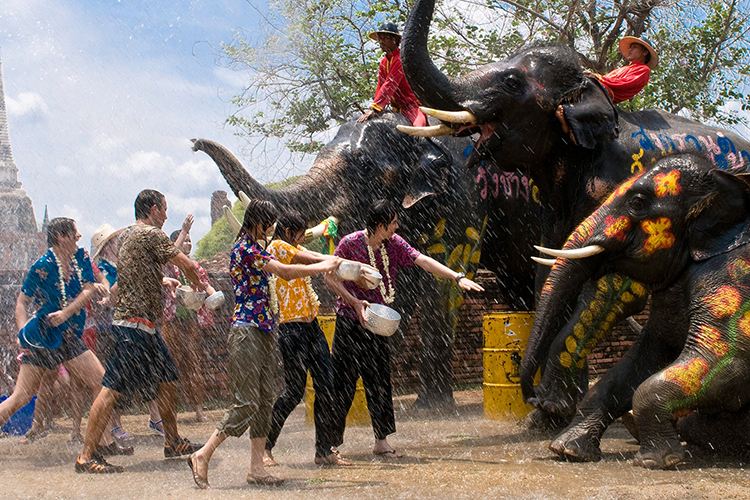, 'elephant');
397,0,750,440
533,155,750,468
193,112,539,409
